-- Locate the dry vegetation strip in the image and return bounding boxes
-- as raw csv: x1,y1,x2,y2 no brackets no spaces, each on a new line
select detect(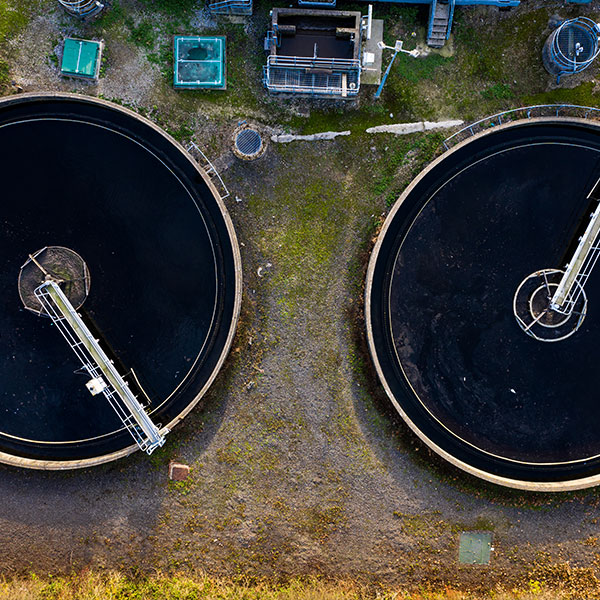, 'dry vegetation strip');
0,571,596,600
